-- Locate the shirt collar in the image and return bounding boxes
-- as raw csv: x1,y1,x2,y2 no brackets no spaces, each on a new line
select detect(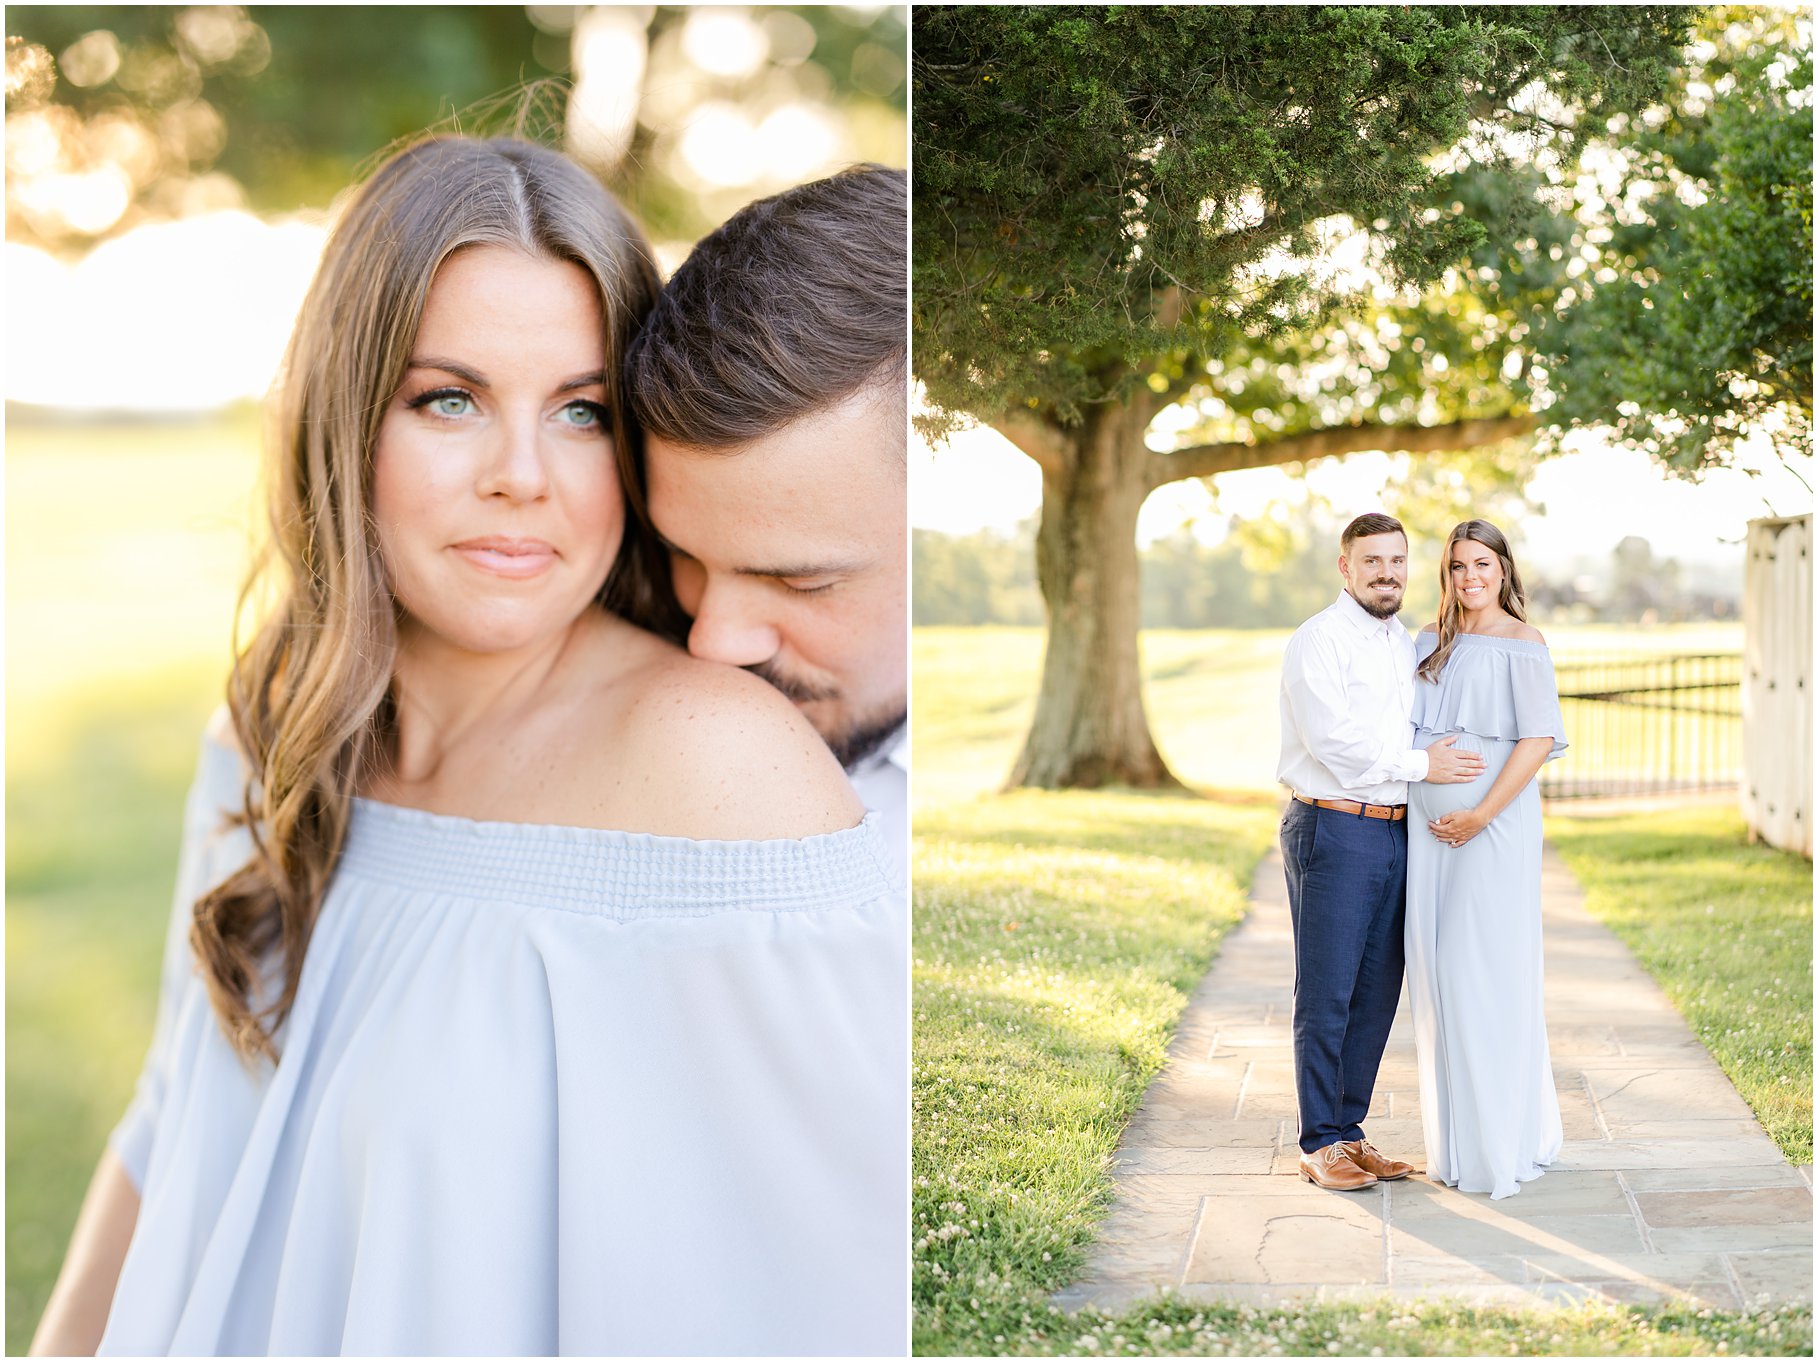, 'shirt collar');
882,725,908,771
847,722,908,777
1334,588,1407,641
